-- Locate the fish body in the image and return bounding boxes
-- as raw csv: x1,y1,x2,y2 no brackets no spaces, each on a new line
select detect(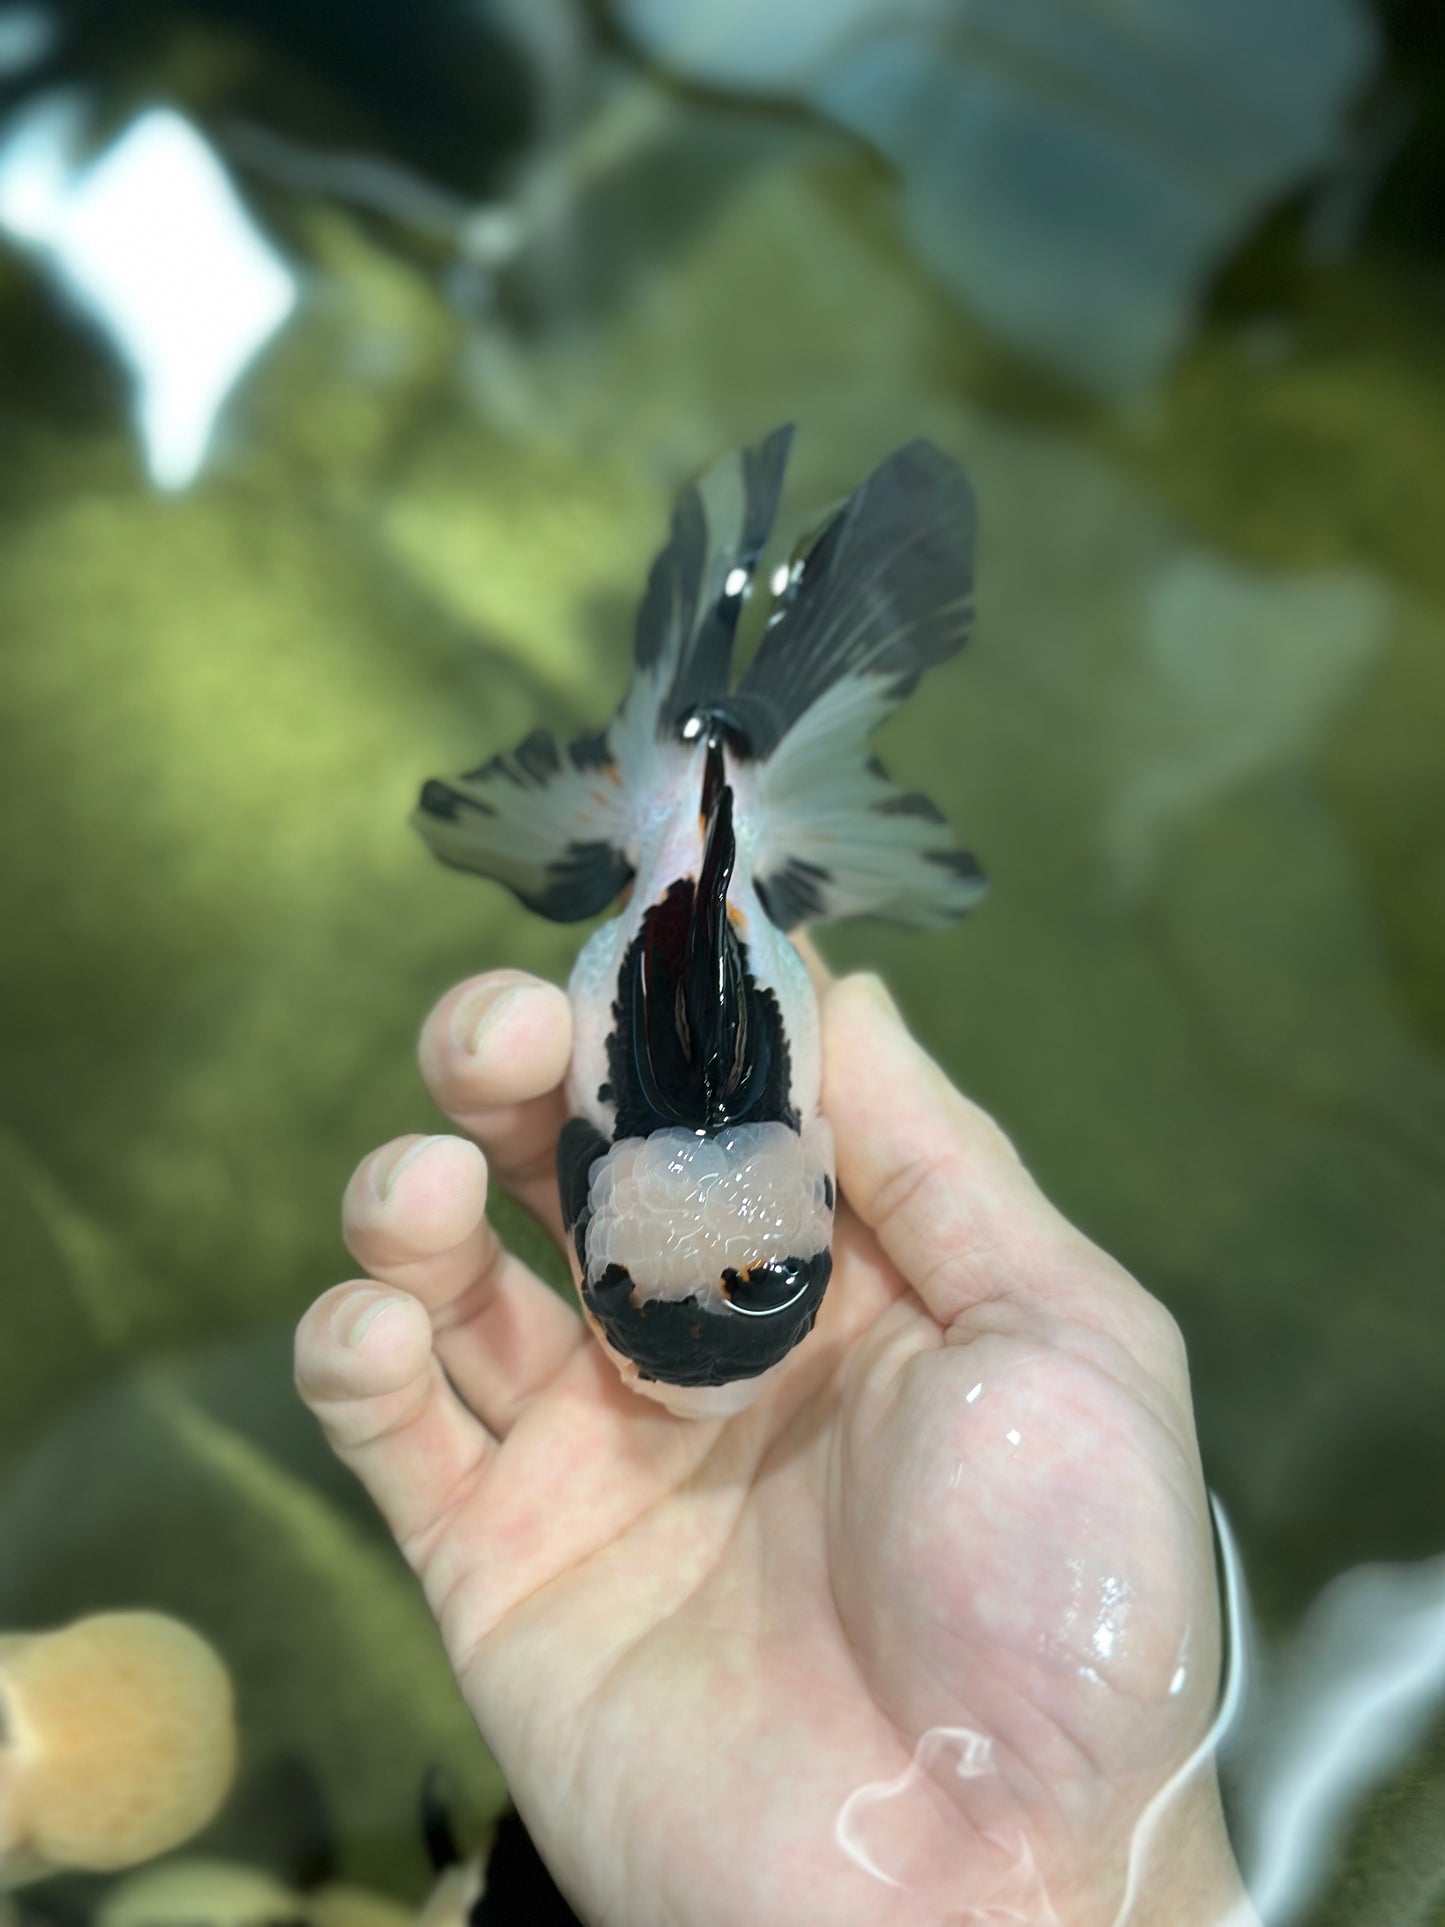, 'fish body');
414,426,984,1416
